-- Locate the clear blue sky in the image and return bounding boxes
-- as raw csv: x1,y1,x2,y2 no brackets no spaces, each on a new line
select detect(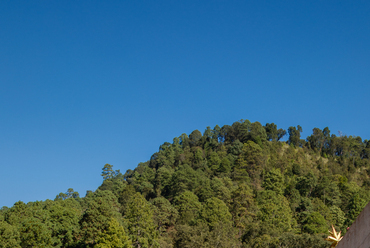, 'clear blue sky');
1,1,369,207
